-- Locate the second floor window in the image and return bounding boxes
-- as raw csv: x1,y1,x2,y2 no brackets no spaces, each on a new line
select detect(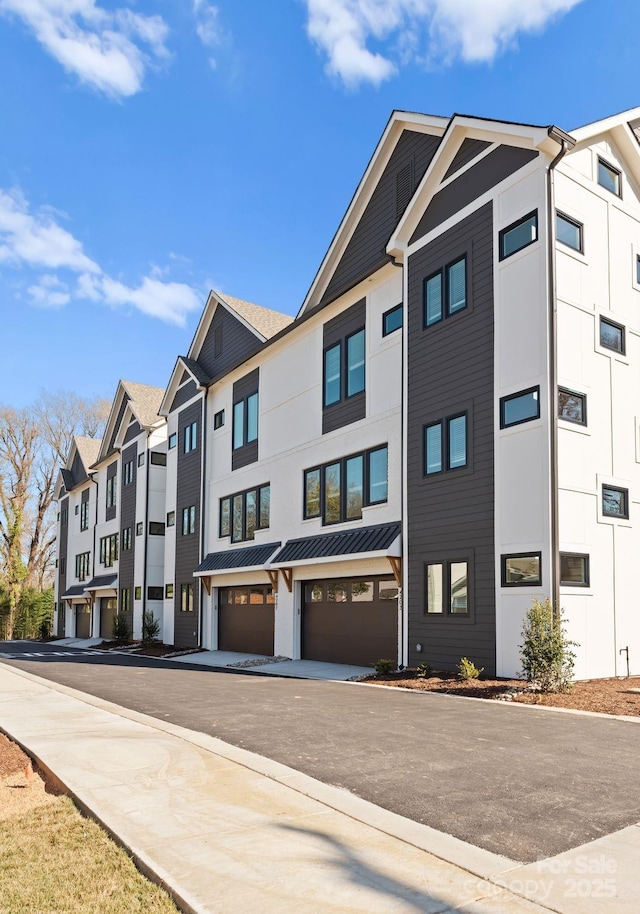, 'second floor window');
424,414,467,475
121,527,132,551
233,392,258,450
80,500,89,531
220,484,270,543
75,552,90,581
324,328,365,407
424,256,466,327
184,421,198,453
123,460,133,485
106,474,117,508
182,506,196,536
304,446,388,525
99,533,119,567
